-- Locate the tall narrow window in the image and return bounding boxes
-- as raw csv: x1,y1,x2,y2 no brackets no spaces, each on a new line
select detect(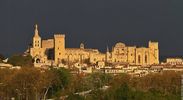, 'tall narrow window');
138,55,141,64
145,55,148,63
